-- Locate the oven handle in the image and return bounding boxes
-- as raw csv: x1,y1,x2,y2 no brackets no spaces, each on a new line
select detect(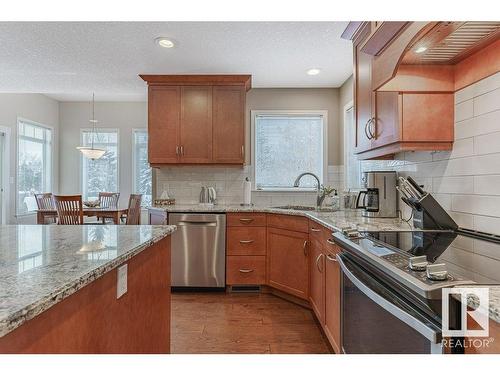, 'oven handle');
336,254,441,343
